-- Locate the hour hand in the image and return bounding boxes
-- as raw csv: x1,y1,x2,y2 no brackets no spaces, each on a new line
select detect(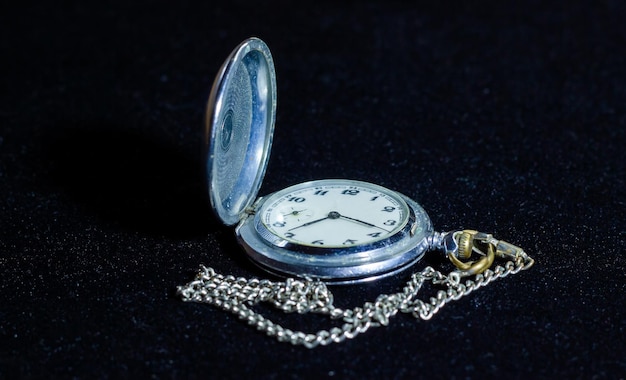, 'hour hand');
339,214,391,233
